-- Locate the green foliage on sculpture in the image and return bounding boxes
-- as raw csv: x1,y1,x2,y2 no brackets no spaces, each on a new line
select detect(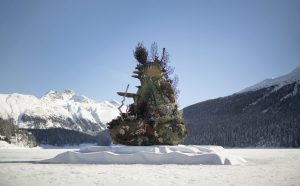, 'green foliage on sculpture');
133,43,148,65
108,43,187,145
